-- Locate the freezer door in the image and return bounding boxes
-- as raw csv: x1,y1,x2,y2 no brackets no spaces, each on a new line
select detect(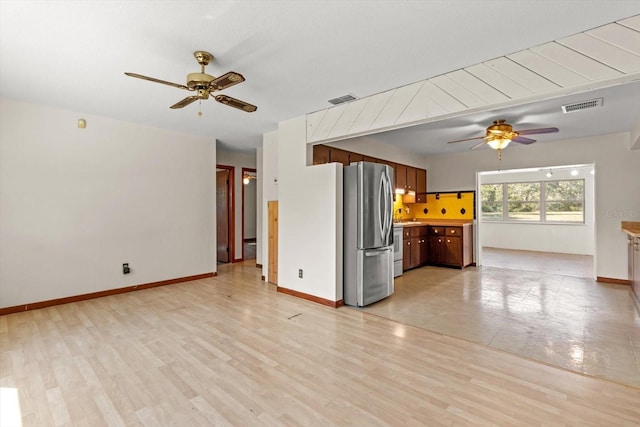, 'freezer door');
356,246,394,306
358,163,394,249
